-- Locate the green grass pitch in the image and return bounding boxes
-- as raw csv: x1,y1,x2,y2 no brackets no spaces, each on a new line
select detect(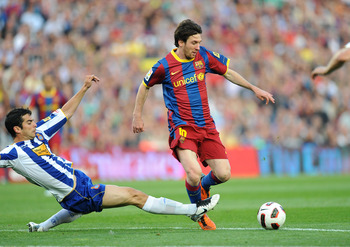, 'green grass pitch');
1,175,350,246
